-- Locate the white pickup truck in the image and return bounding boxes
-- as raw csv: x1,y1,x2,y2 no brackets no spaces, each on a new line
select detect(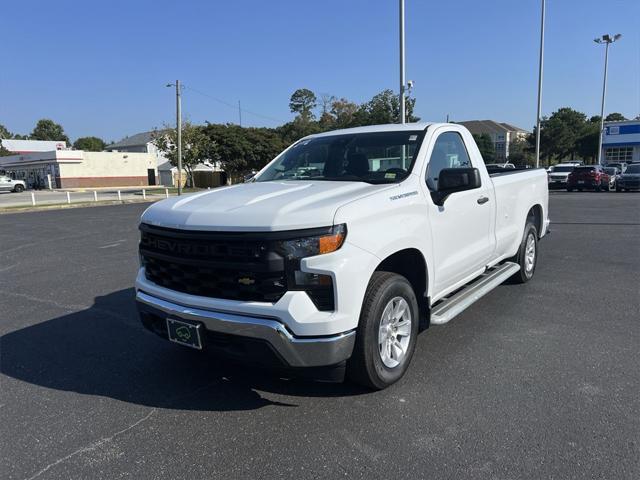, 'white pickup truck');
136,123,549,389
